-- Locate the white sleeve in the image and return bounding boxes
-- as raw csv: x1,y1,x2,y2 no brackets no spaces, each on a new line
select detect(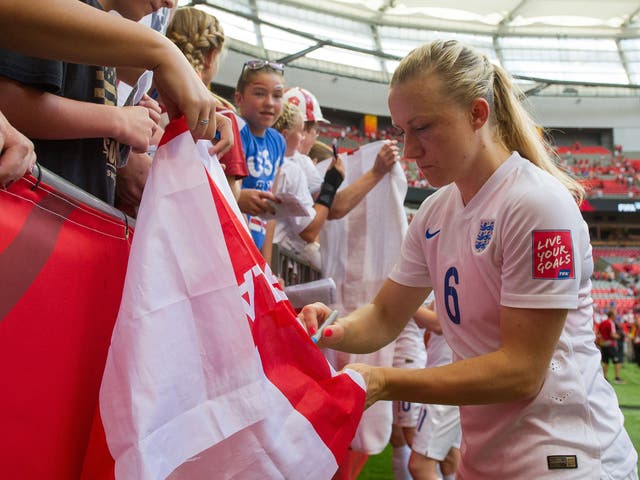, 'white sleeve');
300,155,323,195
314,159,330,187
500,187,583,309
277,163,316,235
389,209,432,288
